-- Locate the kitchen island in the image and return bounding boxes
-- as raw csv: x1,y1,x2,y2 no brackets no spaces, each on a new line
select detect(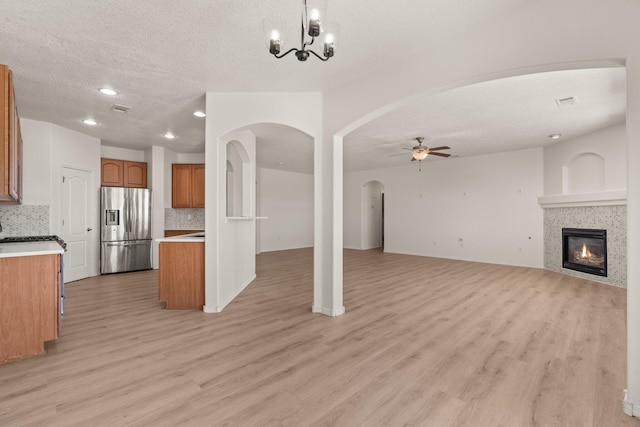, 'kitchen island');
156,232,204,310
0,241,64,364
